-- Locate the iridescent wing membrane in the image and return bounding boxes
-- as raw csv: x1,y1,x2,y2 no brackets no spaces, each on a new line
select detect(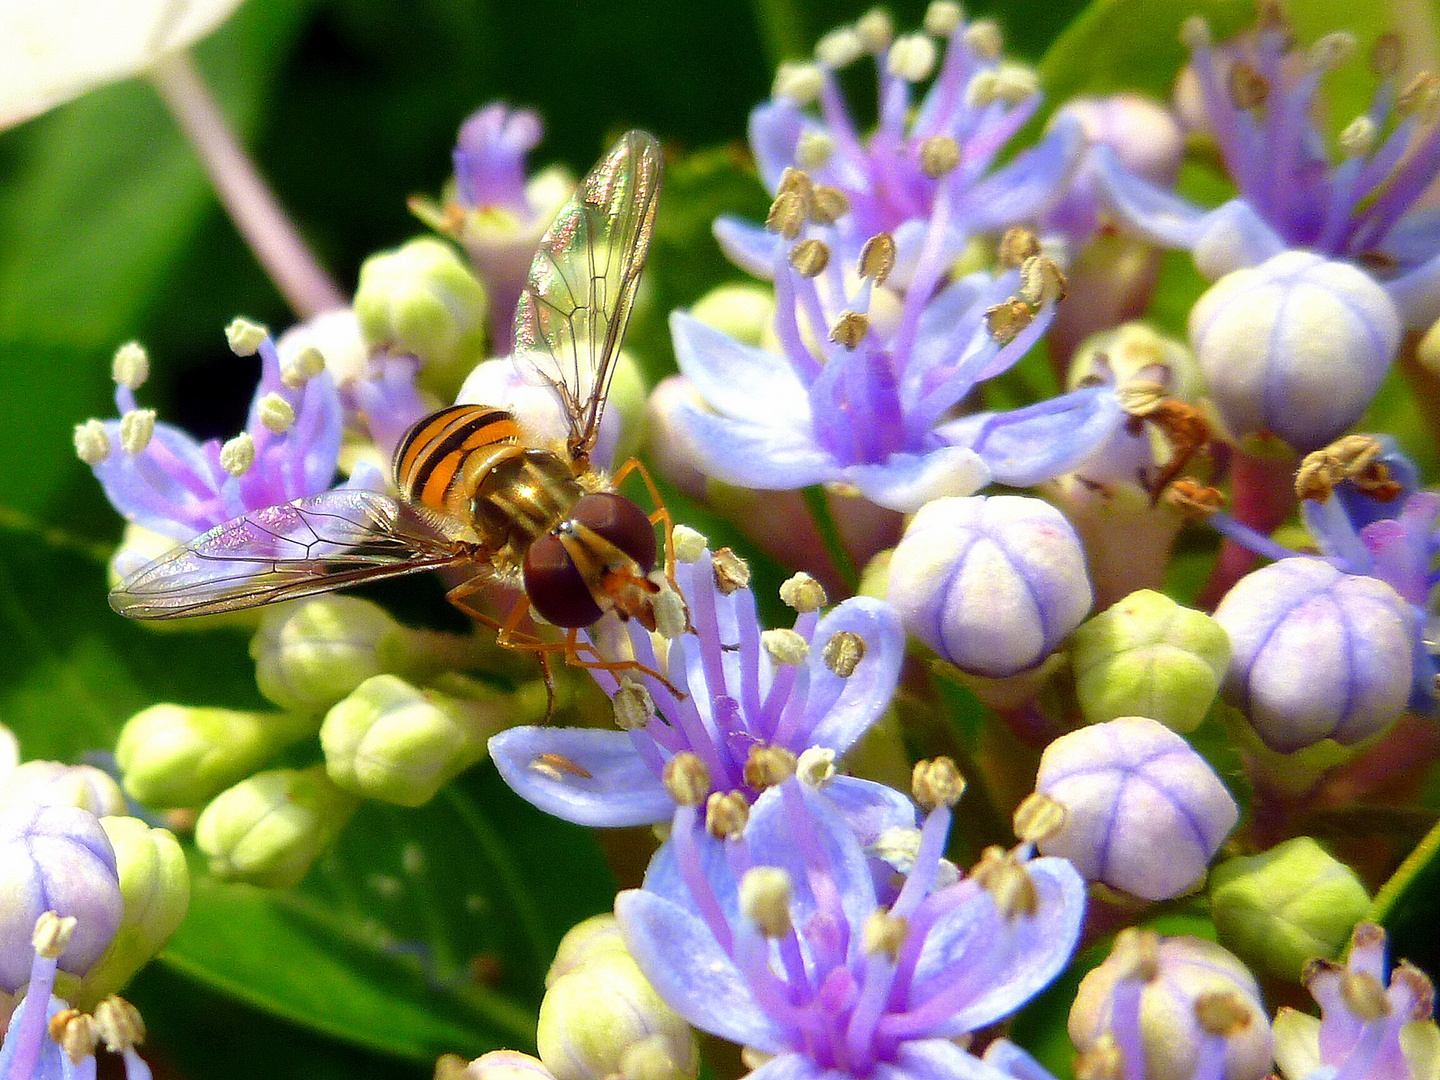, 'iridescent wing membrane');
512,130,661,460
109,490,472,618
